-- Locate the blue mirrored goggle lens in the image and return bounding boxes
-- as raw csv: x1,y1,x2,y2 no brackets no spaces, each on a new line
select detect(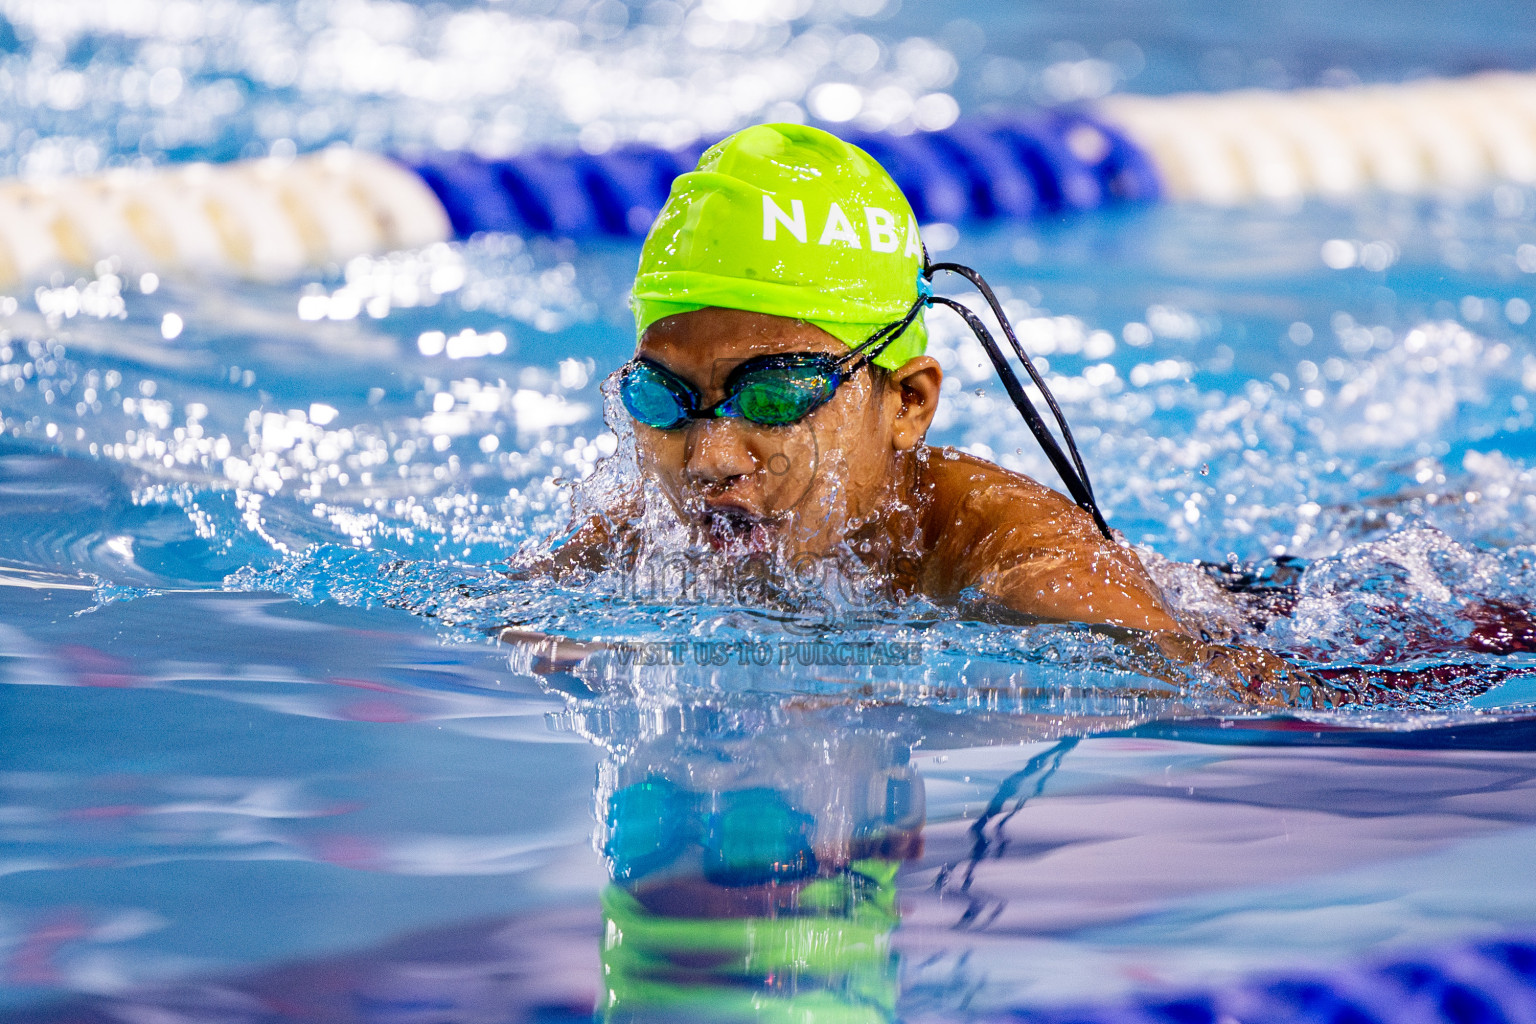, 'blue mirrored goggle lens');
604,779,689,881
621,357,845,430
703,789,818,887
606,781,819,886
620,362,692,429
